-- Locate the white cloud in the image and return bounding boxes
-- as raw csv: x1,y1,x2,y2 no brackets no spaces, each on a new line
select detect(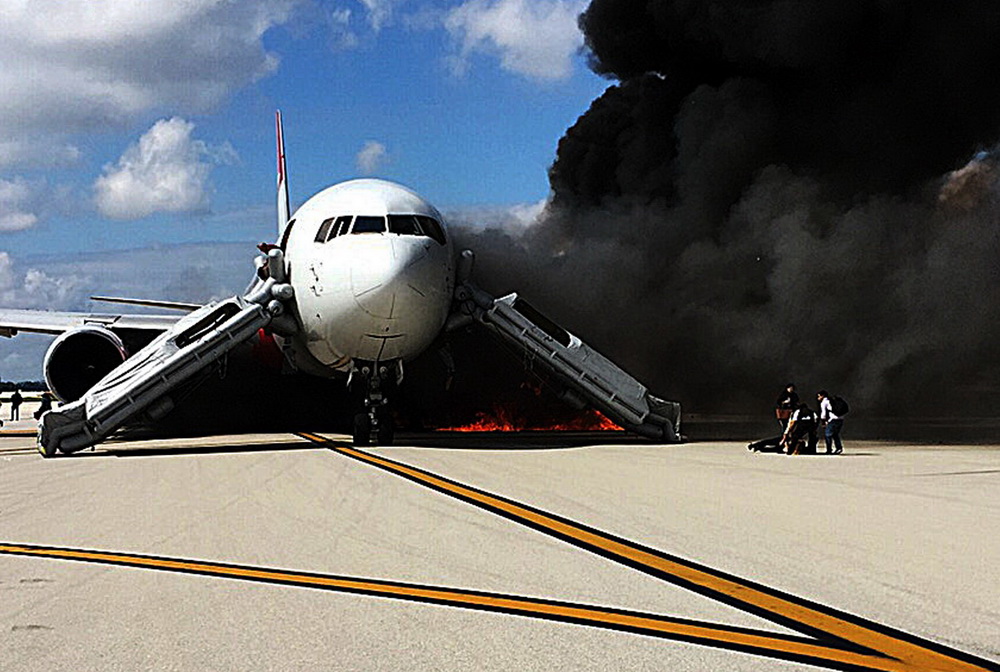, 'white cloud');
0,0,296,167
324,0,404,46
0,177,41,232
93,118,236,221
356,140,388,175
444,0,586,81
0,252,87,310
358,0,402,31
326,7,360,49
